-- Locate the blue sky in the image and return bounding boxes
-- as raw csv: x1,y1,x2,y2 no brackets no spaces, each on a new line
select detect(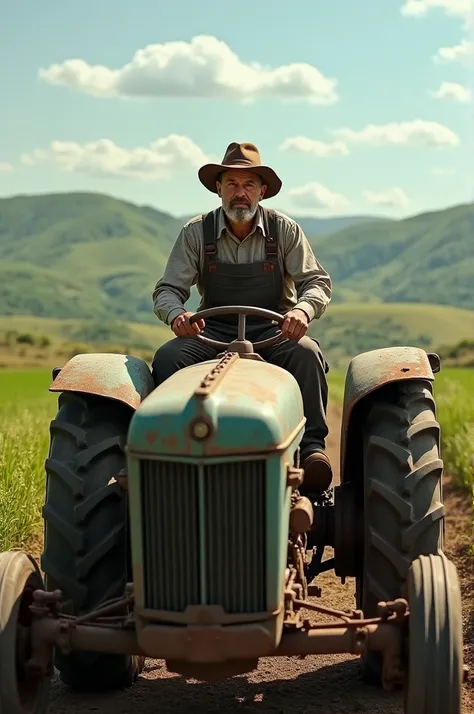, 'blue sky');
1,0,472,218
